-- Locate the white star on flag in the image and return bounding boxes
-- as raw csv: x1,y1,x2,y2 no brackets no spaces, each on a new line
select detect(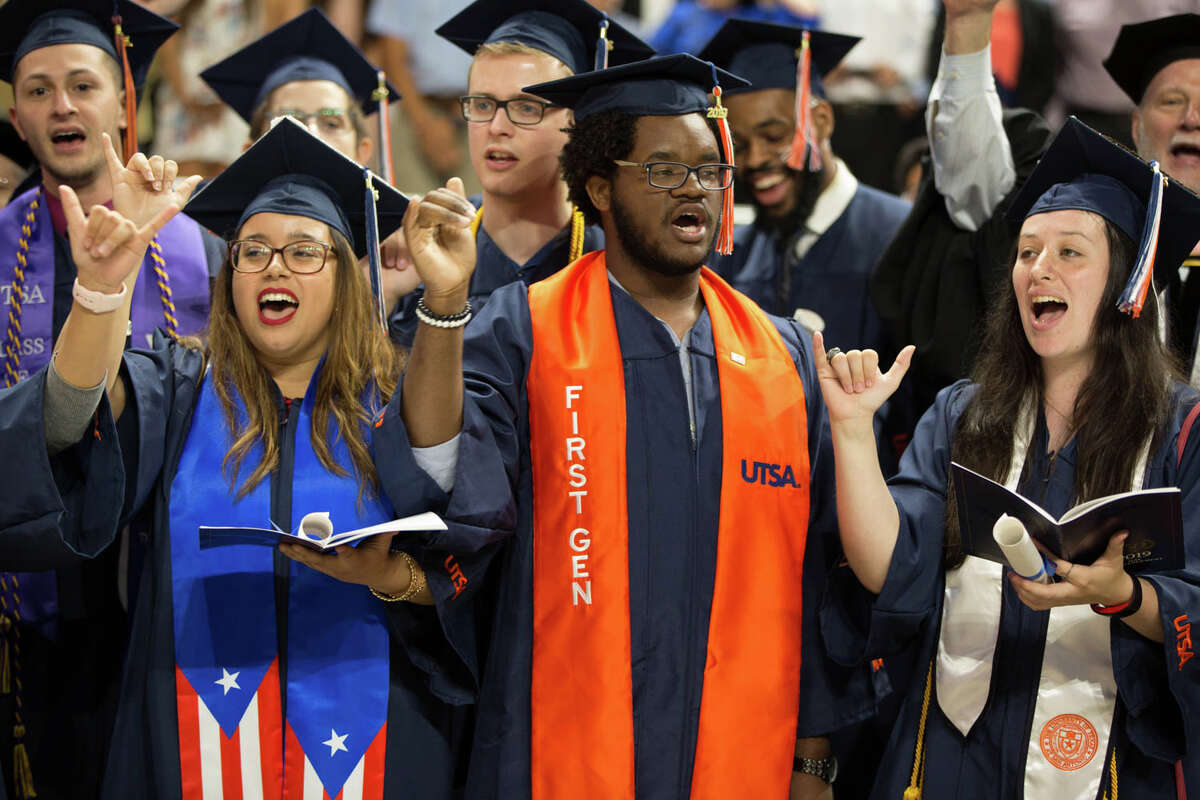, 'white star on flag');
215,668,241,695
323,729,349,756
